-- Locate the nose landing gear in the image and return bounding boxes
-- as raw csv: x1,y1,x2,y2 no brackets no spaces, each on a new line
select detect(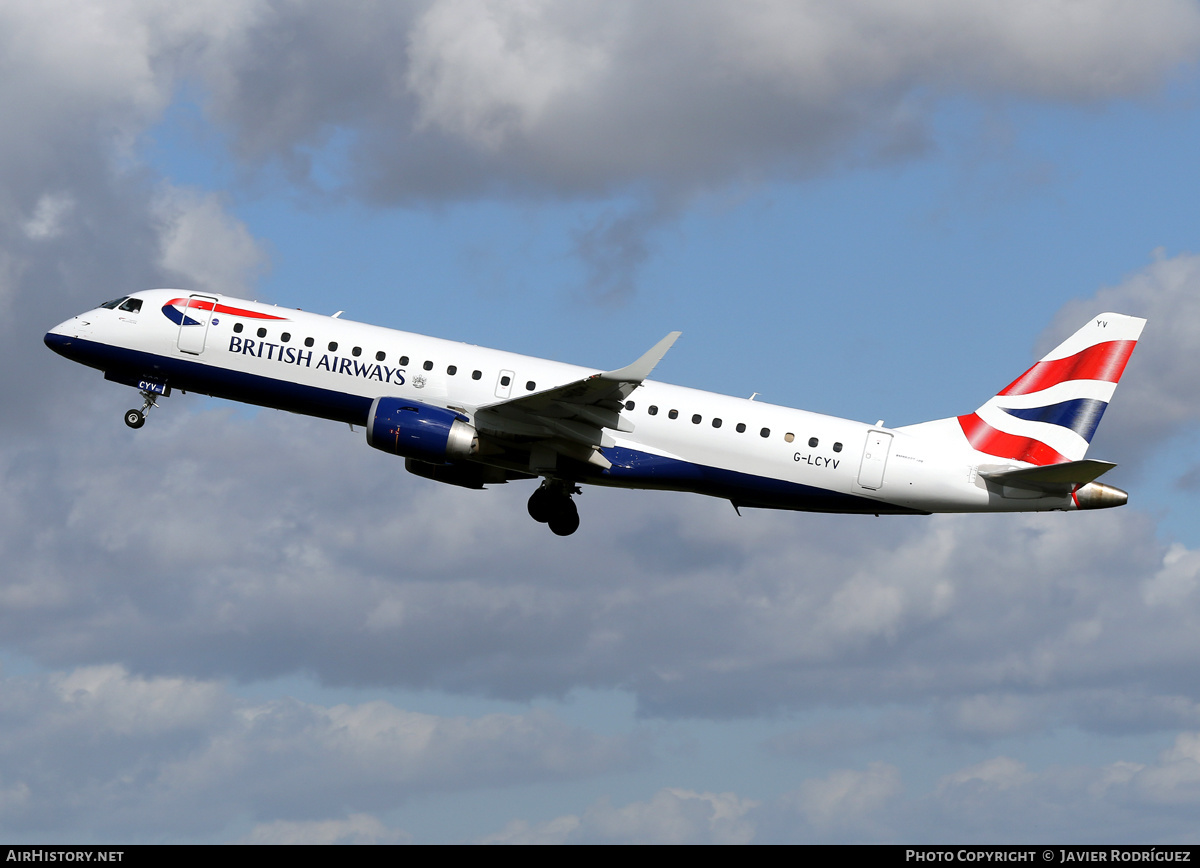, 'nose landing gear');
124,388,161,429
527,481,581,536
